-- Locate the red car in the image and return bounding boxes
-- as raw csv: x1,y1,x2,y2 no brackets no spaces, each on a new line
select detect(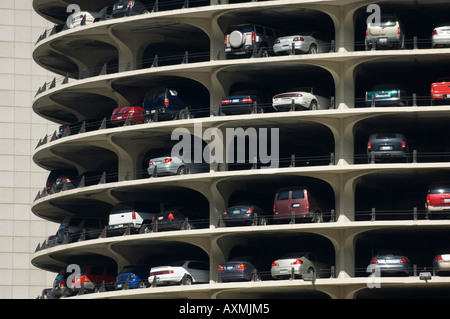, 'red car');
110,106,145,125
426,185,450,217
71,265,117,292
431,78,450,105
